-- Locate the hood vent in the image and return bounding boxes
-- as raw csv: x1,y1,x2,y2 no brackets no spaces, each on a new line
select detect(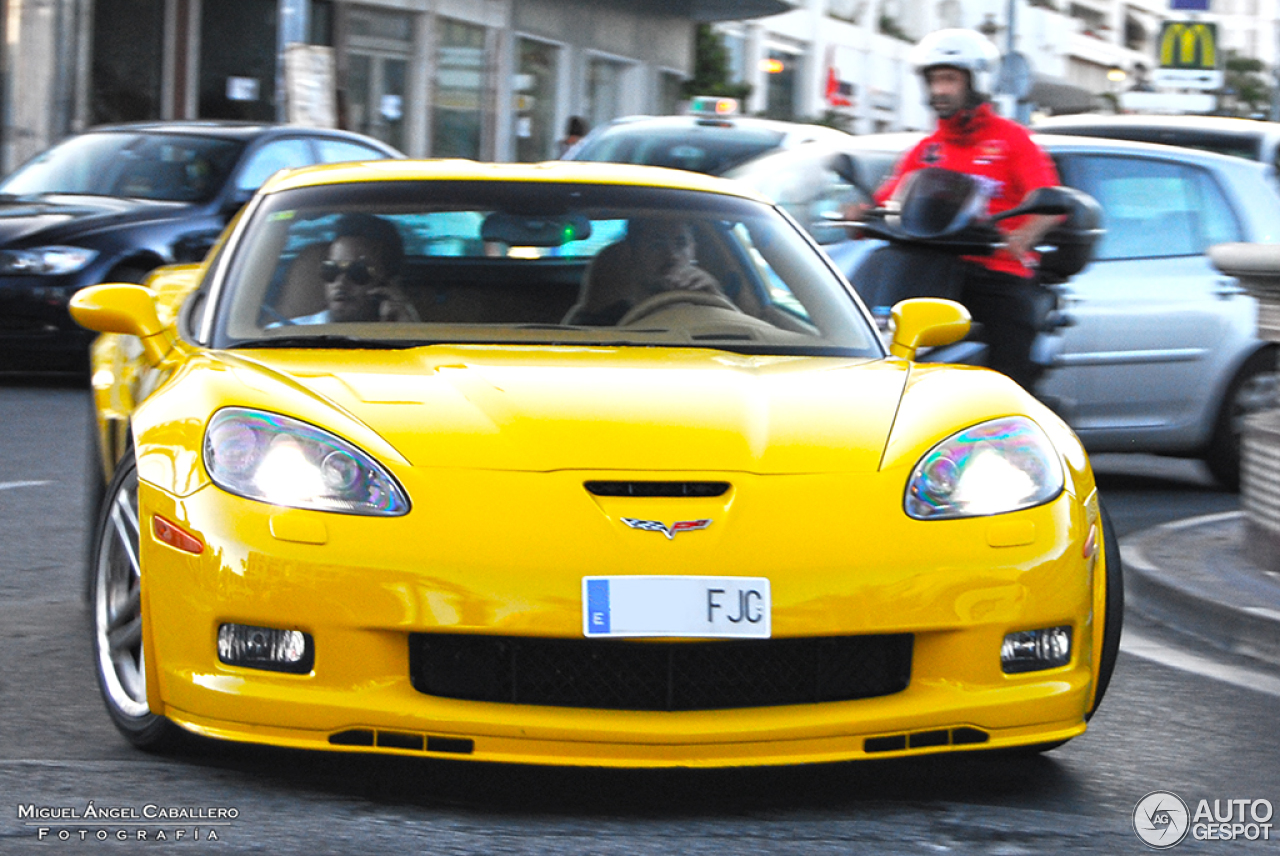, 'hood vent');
584,480,730,498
